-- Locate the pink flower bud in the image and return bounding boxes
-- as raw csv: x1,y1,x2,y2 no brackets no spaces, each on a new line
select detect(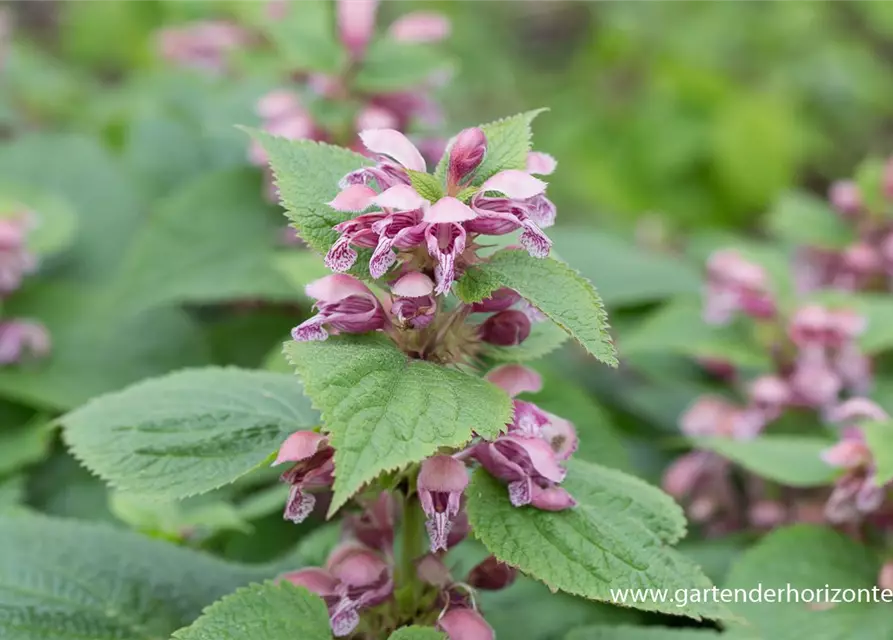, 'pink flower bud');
387,12,451,43
528,484,577,511
280,567,338,596
471,287,521,313
418,455,468,552
327,543,389,590
0,320,50,365
828,398,888,424
479,310,531,346
337,0,379,60
390,272,436,329
437,607,495,640
789,305,833,347
679,396,739,438
467,556,517,591
842,242,881,275
829,180,862,216
789,359,842,409
822,439,872,470
661,452,709,499
344,492,396,552
748,500,788,530
447,127,487,187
